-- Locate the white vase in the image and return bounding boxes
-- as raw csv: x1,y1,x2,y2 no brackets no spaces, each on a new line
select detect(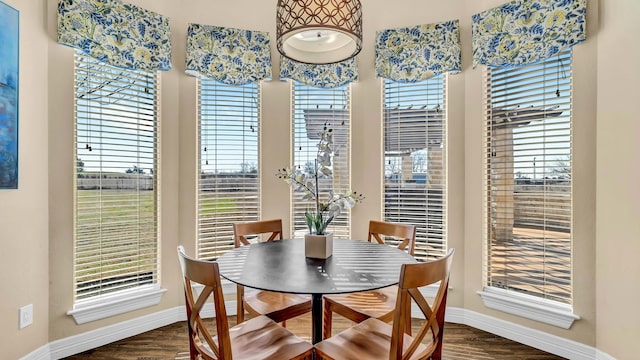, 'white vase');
304,233,333,259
